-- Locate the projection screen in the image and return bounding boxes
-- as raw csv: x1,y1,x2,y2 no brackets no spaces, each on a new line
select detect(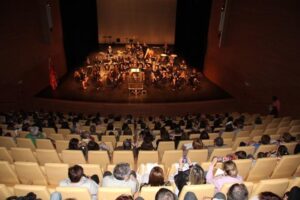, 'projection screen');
96,0,177,44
